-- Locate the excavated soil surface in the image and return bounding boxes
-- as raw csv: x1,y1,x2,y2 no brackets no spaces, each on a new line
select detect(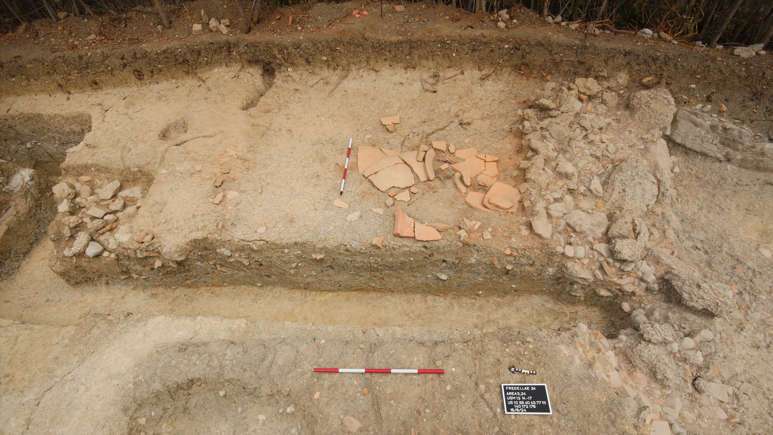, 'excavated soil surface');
1,3,773,435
